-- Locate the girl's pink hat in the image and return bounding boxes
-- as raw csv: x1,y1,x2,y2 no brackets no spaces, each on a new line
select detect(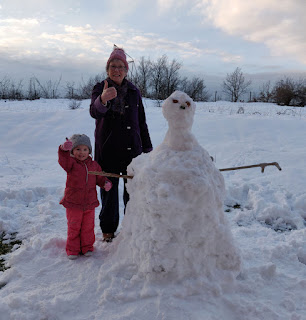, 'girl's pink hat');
106,48,129,71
